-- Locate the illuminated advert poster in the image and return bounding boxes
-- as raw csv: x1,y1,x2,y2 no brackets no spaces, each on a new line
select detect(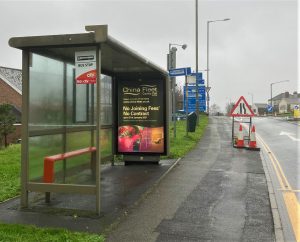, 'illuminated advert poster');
117,80,166,154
